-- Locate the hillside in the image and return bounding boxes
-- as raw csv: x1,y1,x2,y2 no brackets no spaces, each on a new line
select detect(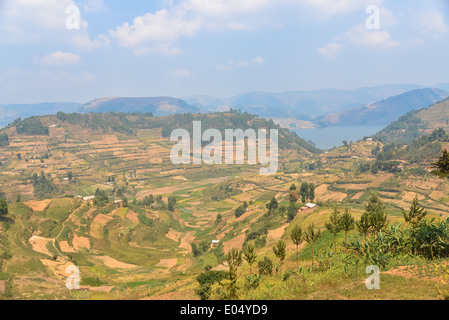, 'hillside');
81,97,200,116
375,97,449,144
314,88,448,127
1,111,449,300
